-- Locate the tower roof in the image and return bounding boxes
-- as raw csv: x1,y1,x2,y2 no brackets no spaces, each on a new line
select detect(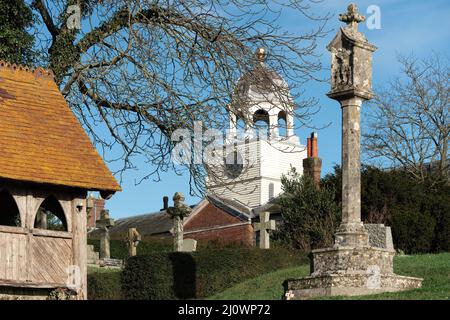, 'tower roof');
230,48,292,117
0,61,120,193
